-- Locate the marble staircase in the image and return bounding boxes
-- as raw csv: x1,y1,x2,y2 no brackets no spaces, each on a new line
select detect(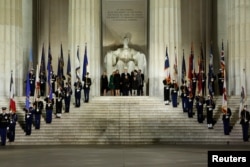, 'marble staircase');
0,95,249,145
